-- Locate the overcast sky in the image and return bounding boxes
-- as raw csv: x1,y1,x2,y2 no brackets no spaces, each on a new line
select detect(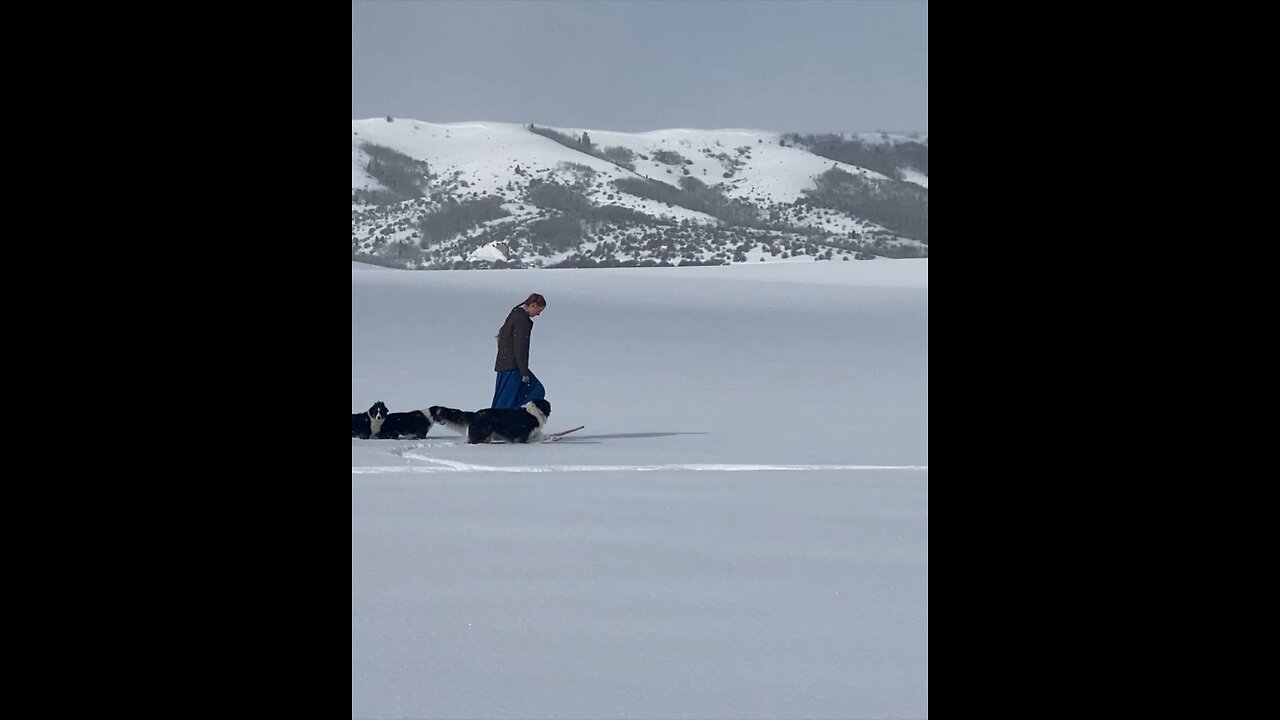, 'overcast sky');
352,0,927,134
